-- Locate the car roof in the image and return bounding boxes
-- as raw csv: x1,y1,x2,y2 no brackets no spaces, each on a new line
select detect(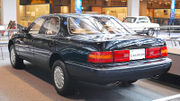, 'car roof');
39,13,114,18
